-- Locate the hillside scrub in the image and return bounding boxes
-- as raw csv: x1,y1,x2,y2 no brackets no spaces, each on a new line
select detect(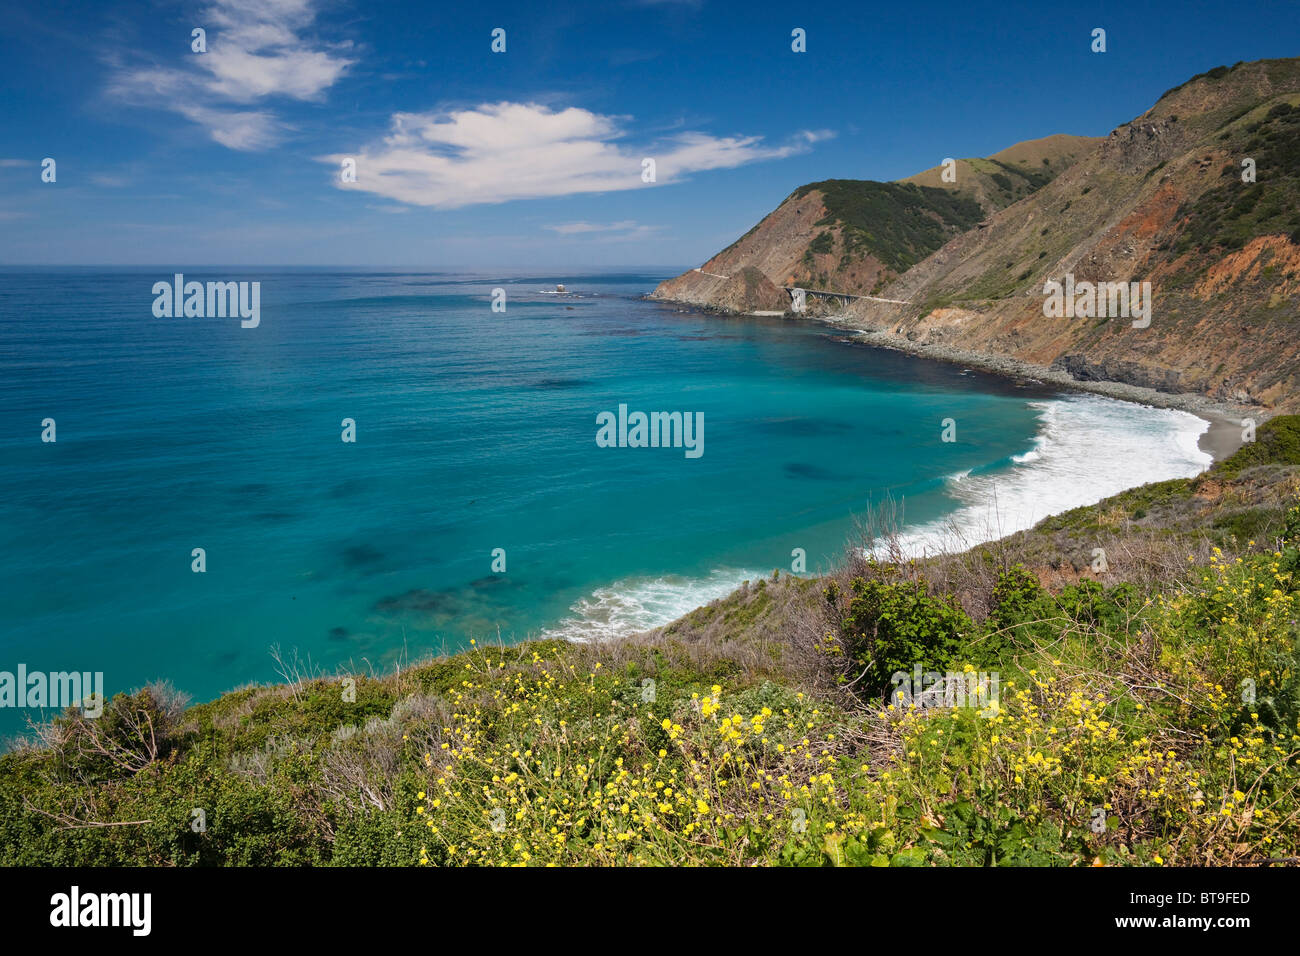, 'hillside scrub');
792,180,983,274
1174,101,1300,255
